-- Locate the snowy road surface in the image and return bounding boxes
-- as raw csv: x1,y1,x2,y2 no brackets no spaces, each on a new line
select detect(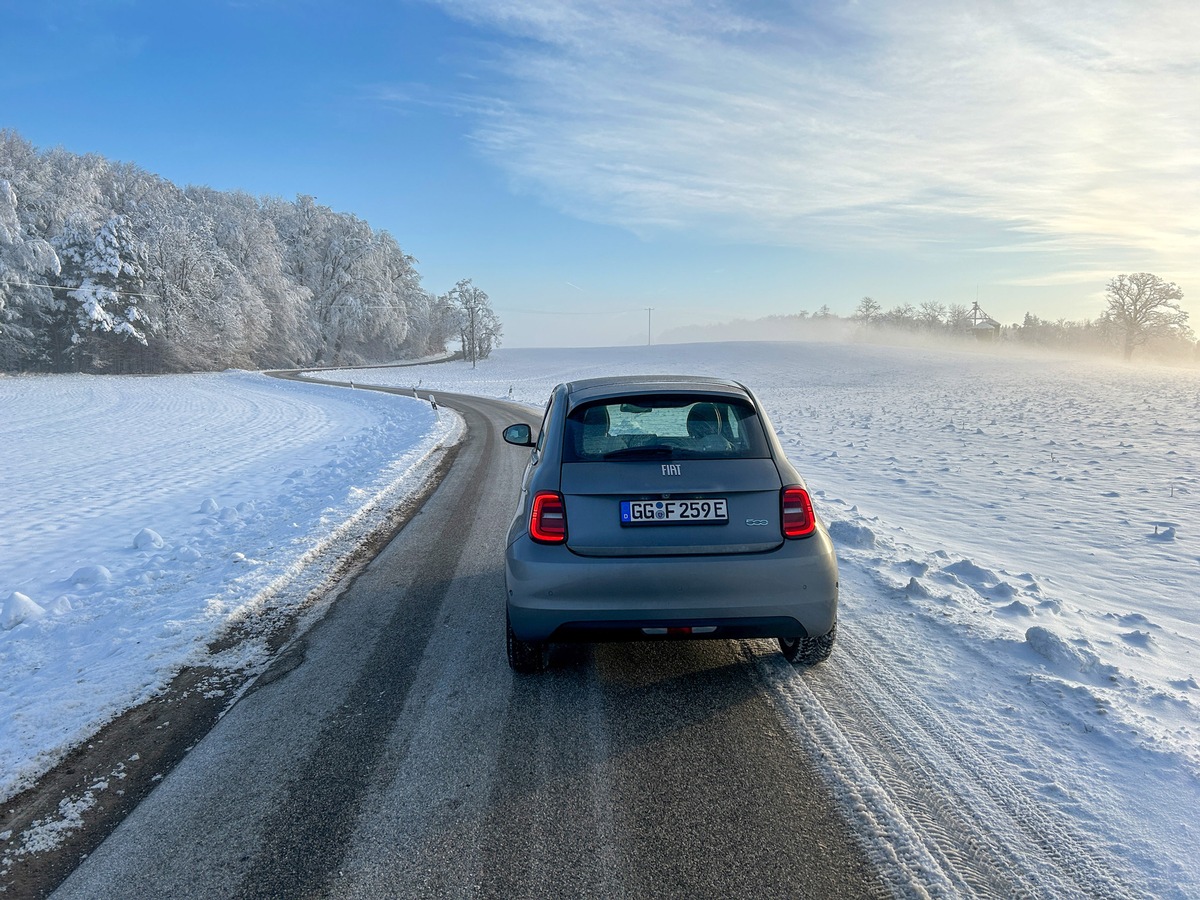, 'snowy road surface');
51,390,888,899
